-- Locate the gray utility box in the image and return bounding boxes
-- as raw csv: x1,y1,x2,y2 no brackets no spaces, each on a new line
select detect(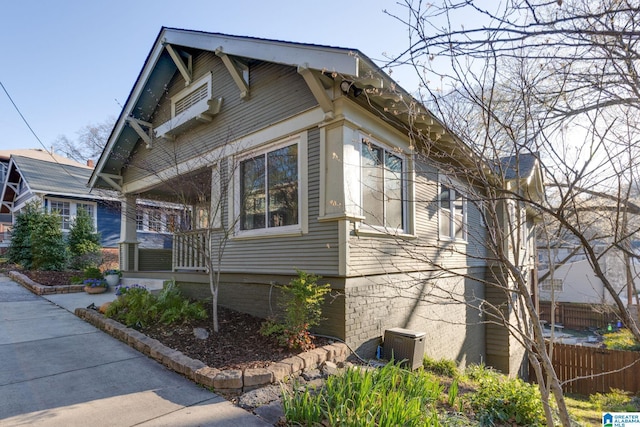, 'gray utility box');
383,328,426,370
